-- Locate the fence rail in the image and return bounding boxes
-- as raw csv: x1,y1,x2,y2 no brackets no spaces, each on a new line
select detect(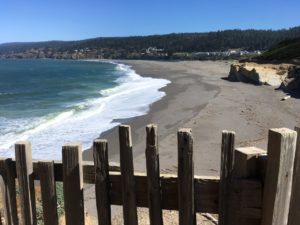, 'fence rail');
0,124,299,225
